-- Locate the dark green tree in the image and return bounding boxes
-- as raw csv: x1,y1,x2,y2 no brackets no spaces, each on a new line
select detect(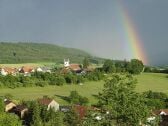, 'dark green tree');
83,57,90,69
127,59,144,74
69,91,89,105
0,113,22,126
64,108,80,126
97,74,149,125
0,98,4,113
103,60,116,73
47,109,65,126
32,101,42,126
